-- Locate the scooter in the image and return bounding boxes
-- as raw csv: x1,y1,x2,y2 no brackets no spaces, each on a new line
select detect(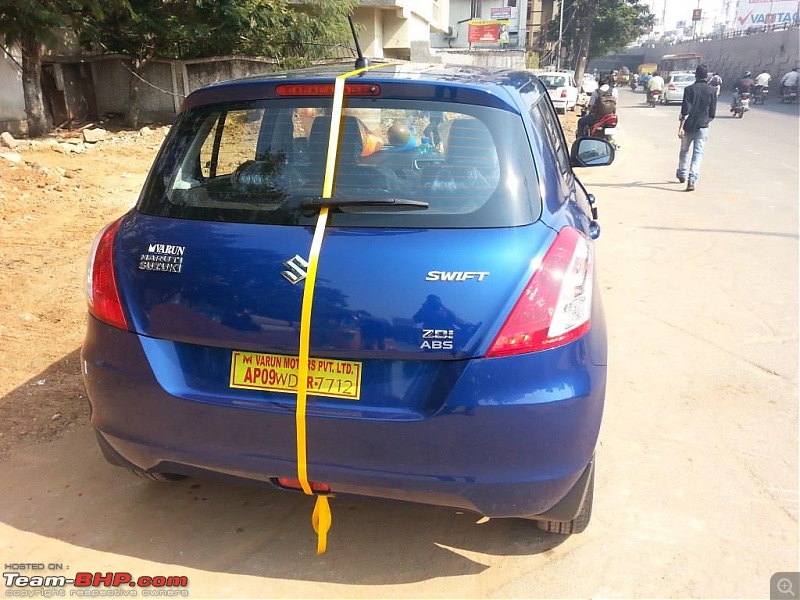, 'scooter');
648,89,661,108
731,91,750,118
590,113,619,148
